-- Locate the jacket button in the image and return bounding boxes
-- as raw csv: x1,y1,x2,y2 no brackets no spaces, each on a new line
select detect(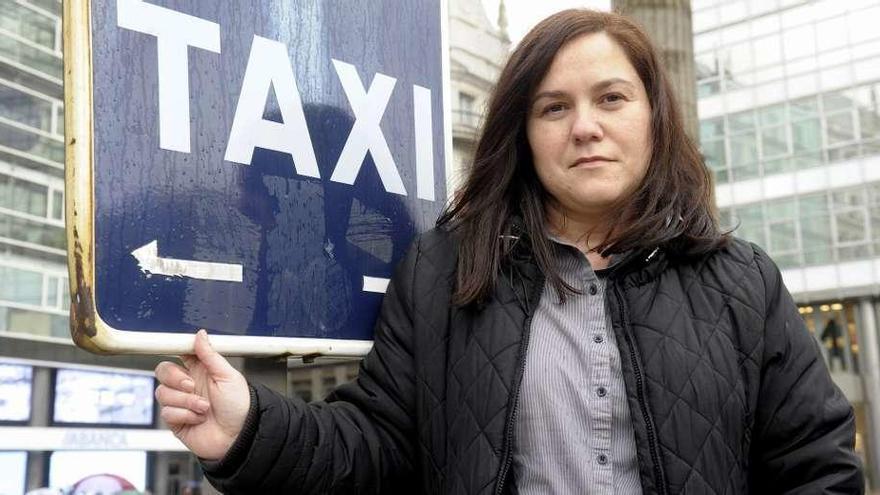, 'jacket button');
593,335,604,344
596,387,607,397
597,454,608,465
588,283,598,295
